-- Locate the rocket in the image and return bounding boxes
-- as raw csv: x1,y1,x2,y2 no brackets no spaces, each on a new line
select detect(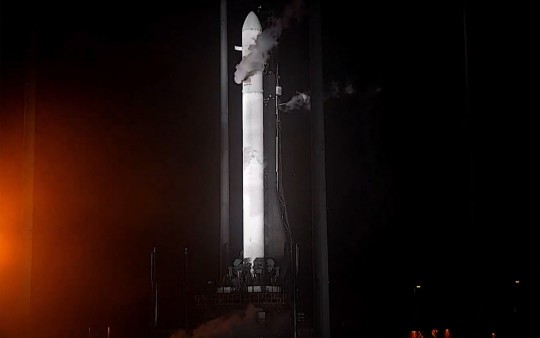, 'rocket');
241,11,264,265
